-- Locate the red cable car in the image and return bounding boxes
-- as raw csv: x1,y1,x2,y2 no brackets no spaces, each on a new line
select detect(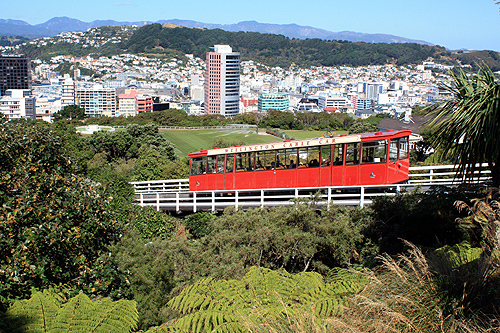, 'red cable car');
188,130,411,192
